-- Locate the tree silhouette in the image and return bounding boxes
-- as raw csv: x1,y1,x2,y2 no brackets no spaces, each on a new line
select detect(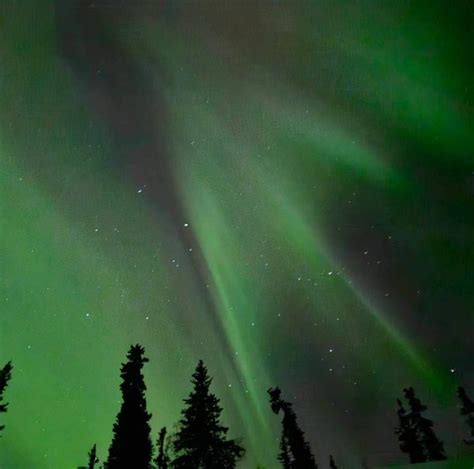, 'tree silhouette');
457,386,474,444
171,360,245,468
395,398,425,463
0,361,13,435
278,433,291,469
329,455,338,469
156,427,170,469
87,444,99,469
105,344,153,469
401,387,446,462
268,387,317,469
